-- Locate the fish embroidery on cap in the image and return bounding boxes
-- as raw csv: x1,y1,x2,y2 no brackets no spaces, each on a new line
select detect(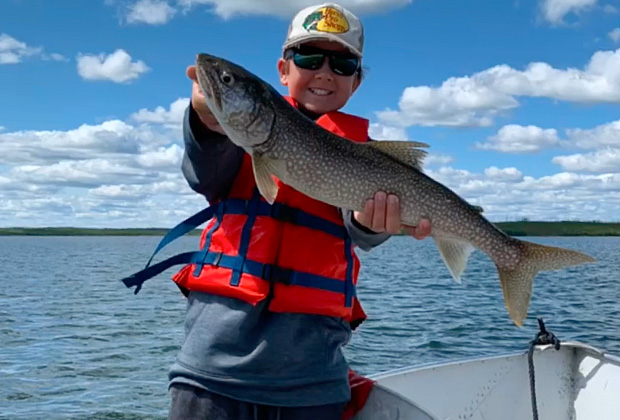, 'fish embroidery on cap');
302,6,350,33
